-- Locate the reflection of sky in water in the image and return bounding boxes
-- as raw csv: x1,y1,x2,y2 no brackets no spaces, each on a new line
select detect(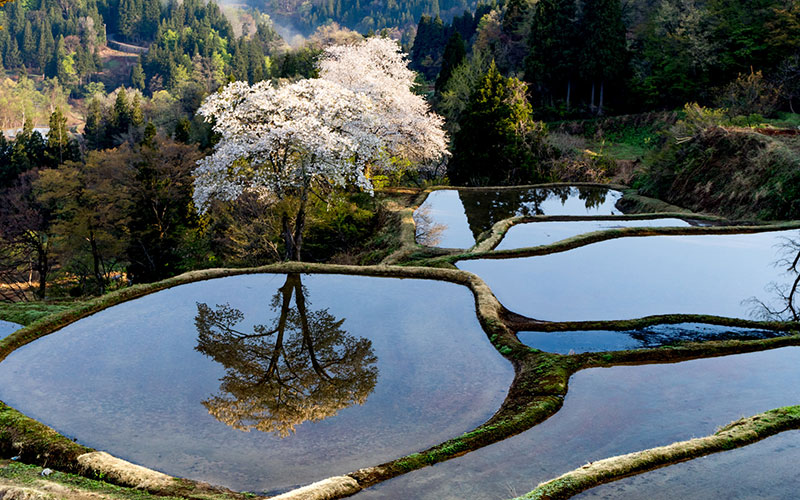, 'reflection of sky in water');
414,190,473,248
0,274,512,494
414,187,623,248
355,347,800,500
496,218,692,250
578,430,800,499
519,323,779,354
459,231,797,321
0,320,21,339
